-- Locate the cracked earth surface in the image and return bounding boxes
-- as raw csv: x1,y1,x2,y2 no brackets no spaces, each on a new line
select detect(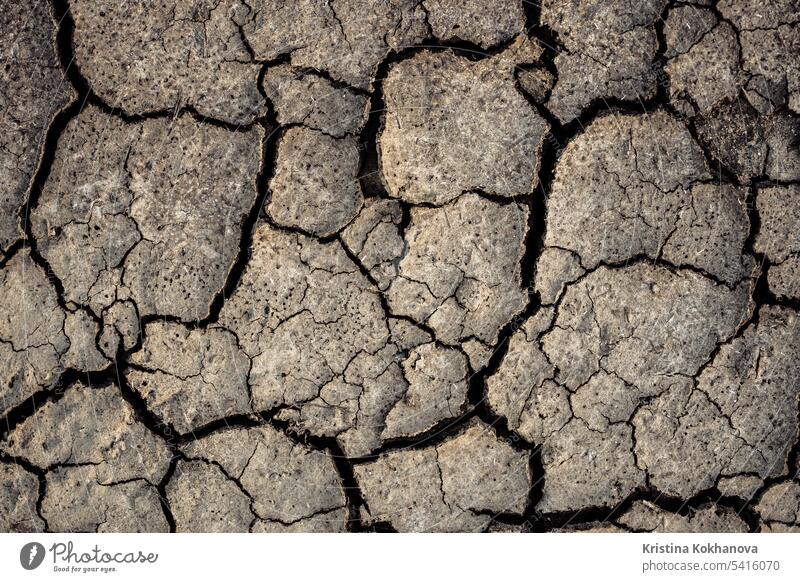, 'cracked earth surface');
1,0,799,533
